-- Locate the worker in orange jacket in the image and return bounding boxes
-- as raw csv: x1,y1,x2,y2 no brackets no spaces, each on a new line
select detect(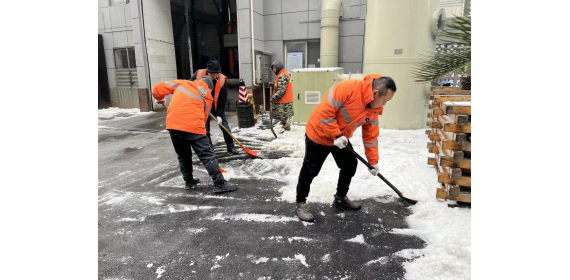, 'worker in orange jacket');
293,75,397,222
190,60,238,155
268,60,294,133
152,76,237,194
